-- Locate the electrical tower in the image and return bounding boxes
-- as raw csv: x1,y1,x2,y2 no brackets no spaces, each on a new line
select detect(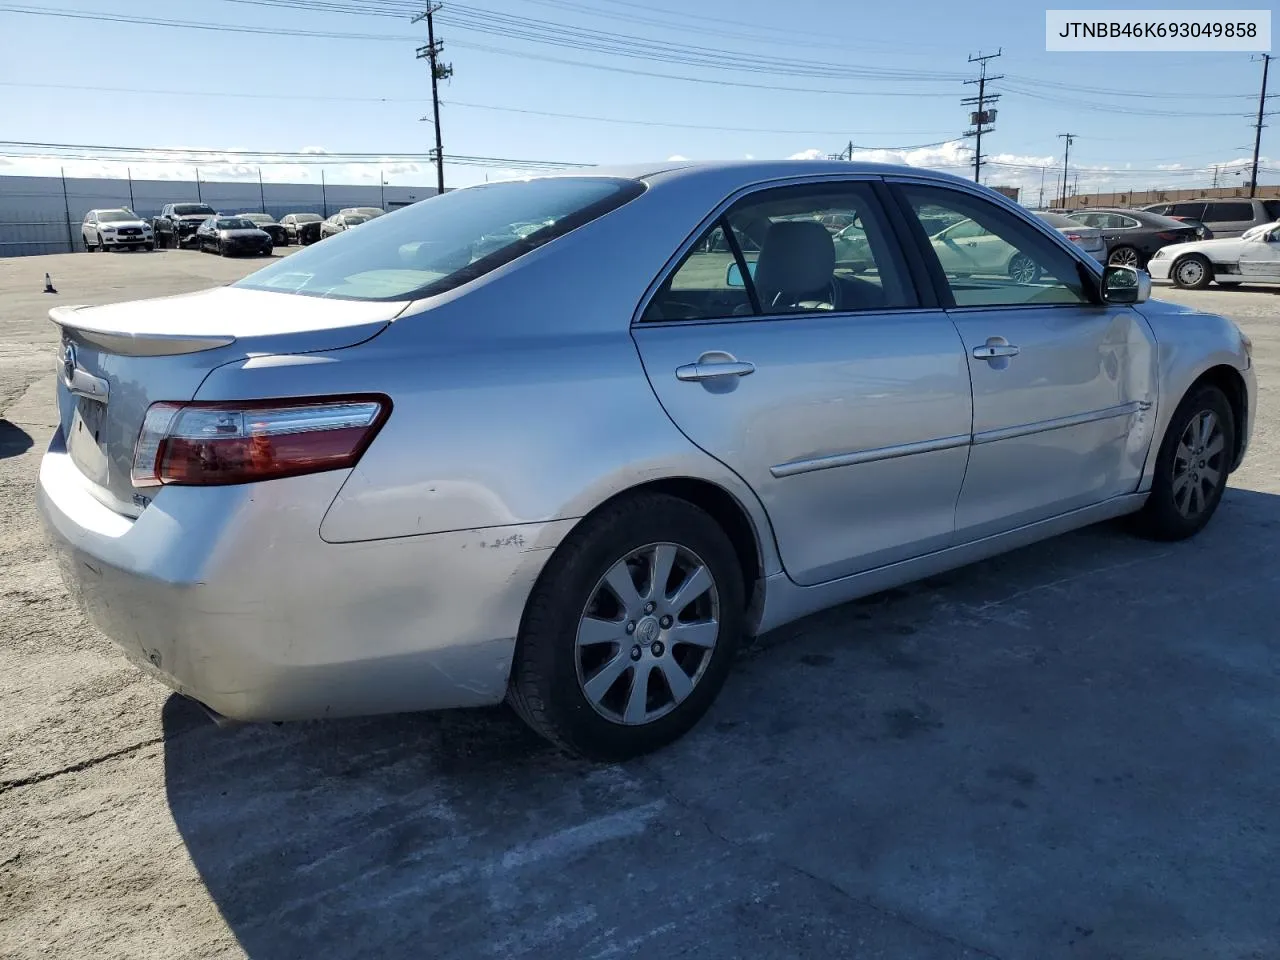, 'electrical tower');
962,49,1002,183
414,3,453,196
1057,133,1076,207
1248,53,1272,198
